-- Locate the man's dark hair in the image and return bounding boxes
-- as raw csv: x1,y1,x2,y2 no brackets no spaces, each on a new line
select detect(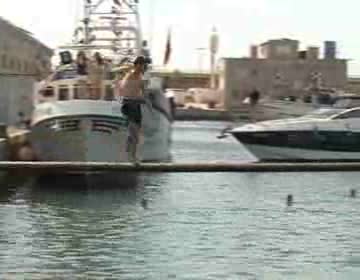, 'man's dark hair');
133,56,146,65
249,90,260,106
